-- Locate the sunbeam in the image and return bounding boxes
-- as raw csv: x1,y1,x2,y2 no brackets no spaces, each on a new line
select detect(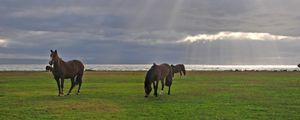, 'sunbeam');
166,0,184,29
129,0,159,29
